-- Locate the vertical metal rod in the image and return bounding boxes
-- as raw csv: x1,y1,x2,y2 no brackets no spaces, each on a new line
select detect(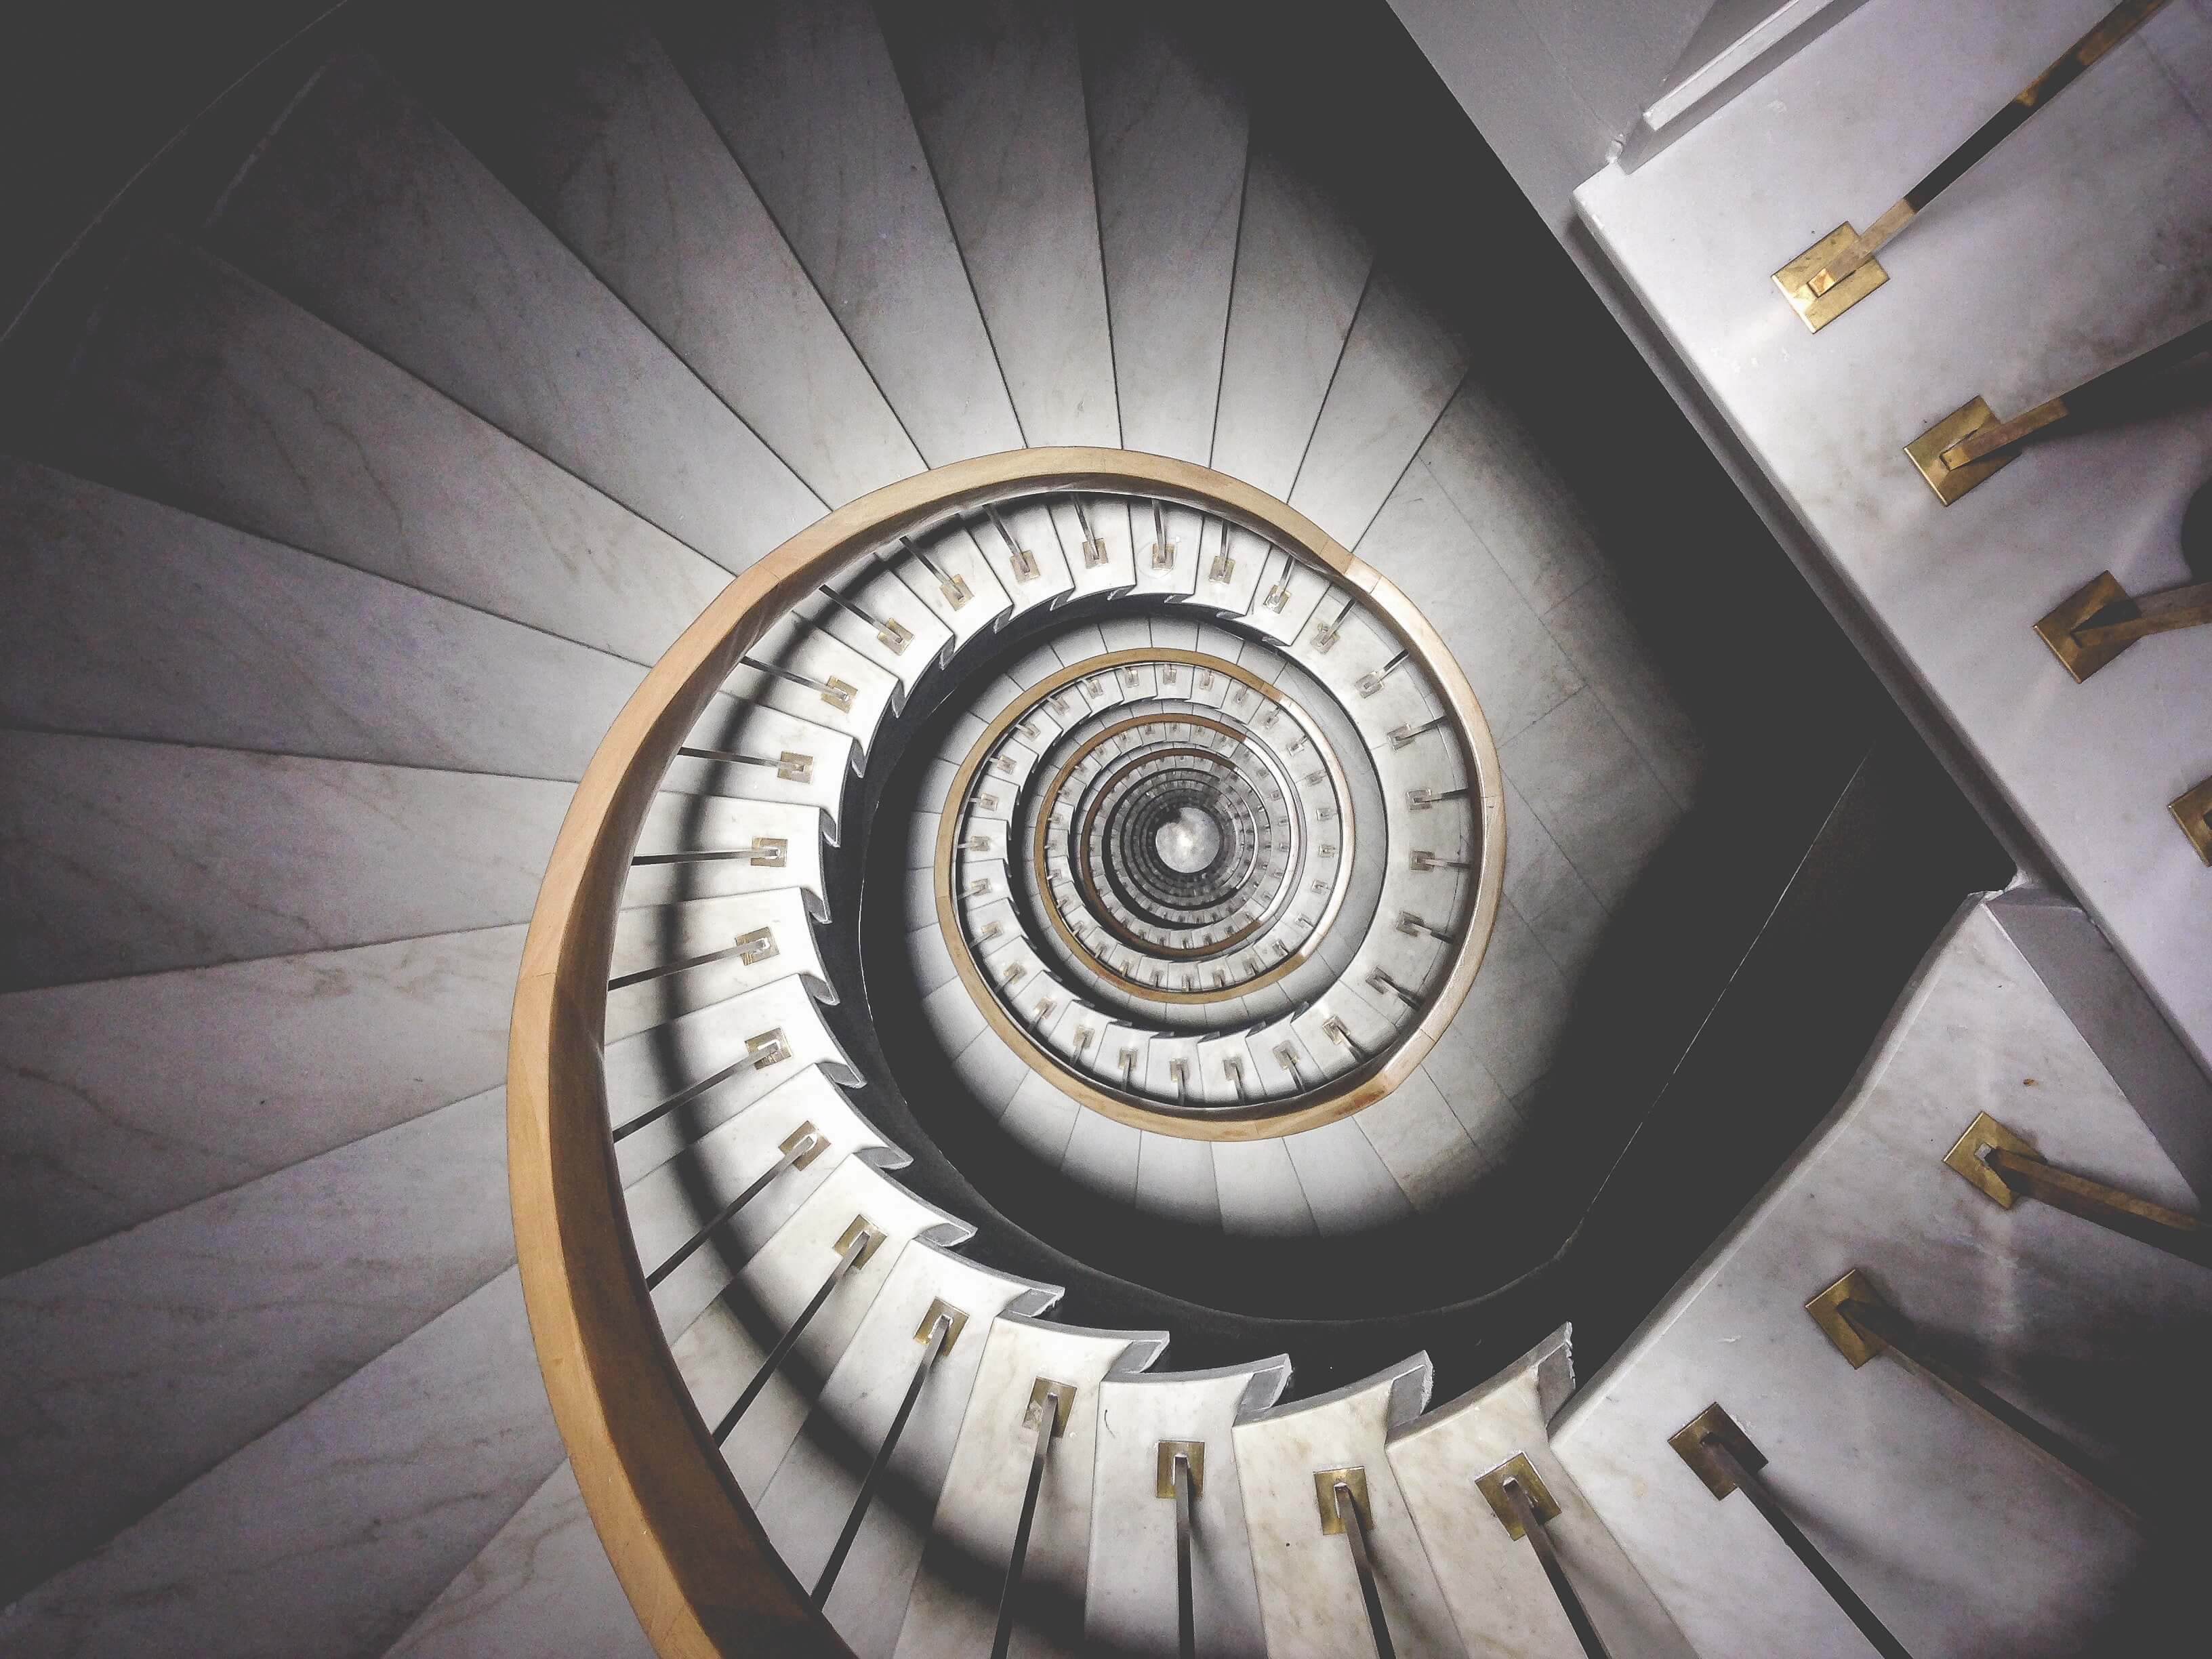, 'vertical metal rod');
1701,1436,1914,1659
1333,1481,1396,1659
1836,1296,2149,1527
1171,1451,1196,1659
813,1311,952,1607
1498,1479,1613,1659
991,1383,1063,1659
712,1225,870,1443
646,1136,817,1292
